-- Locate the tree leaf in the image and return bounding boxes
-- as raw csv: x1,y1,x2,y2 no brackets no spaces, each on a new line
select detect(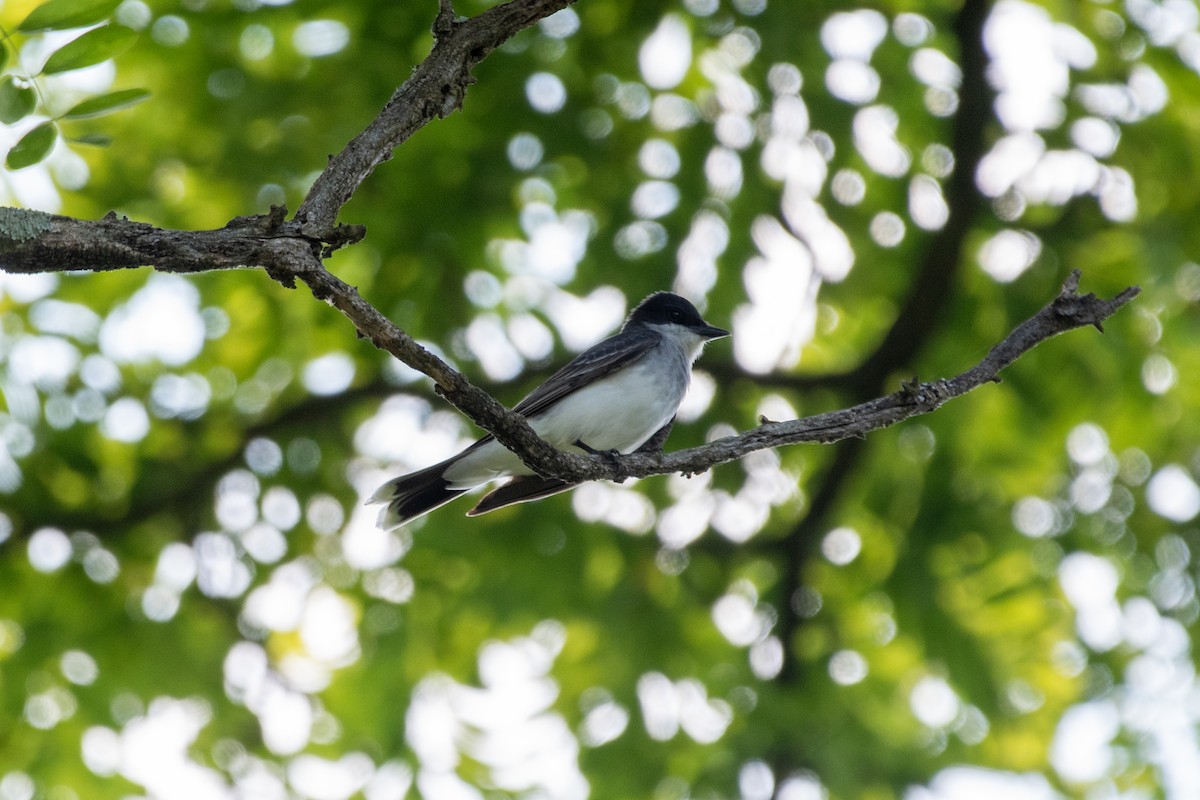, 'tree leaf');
17,0,122,32
0,76,37,124
0,41,9,72
63,88,150,119
41,25,137,75
6,122,57,169
69,132,112,146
